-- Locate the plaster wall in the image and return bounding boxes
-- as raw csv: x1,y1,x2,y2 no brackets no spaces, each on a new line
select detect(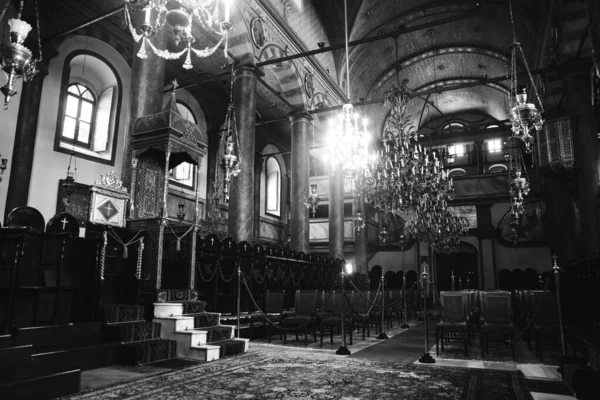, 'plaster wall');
27,35,130,226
